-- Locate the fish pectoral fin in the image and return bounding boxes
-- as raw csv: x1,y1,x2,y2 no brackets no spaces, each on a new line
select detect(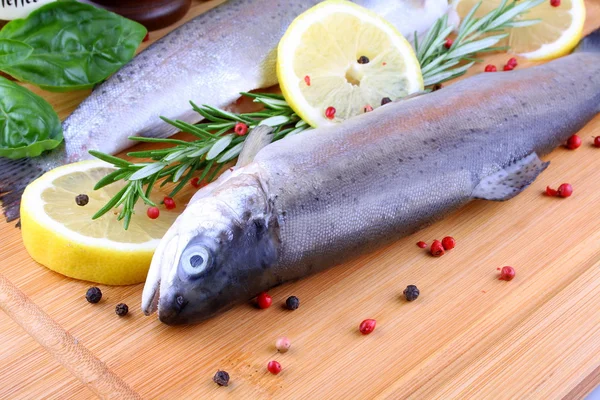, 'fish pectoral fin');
236,125,274,168
473,153,549,201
